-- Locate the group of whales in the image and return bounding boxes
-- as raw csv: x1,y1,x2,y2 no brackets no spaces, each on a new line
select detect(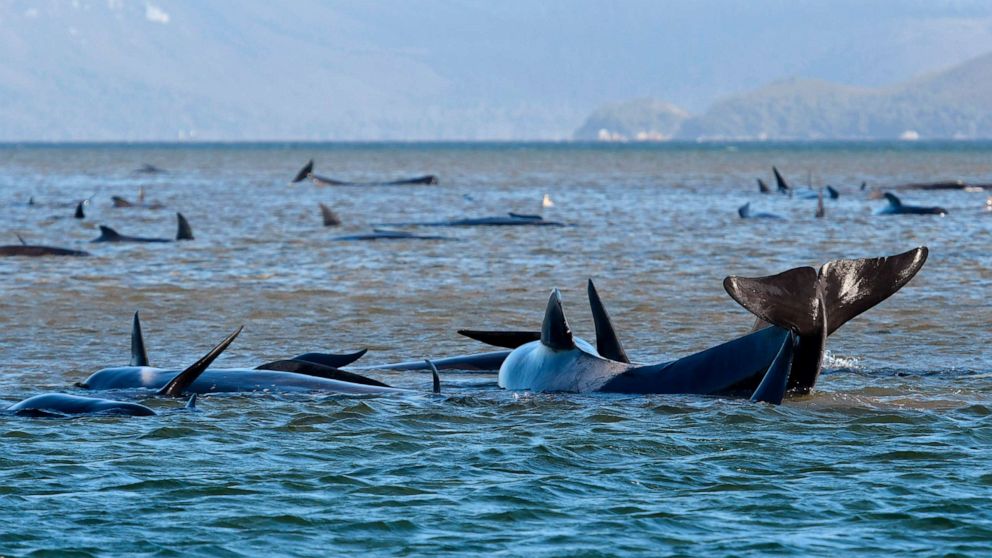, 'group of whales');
7,246,927,416
741,166,960,219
